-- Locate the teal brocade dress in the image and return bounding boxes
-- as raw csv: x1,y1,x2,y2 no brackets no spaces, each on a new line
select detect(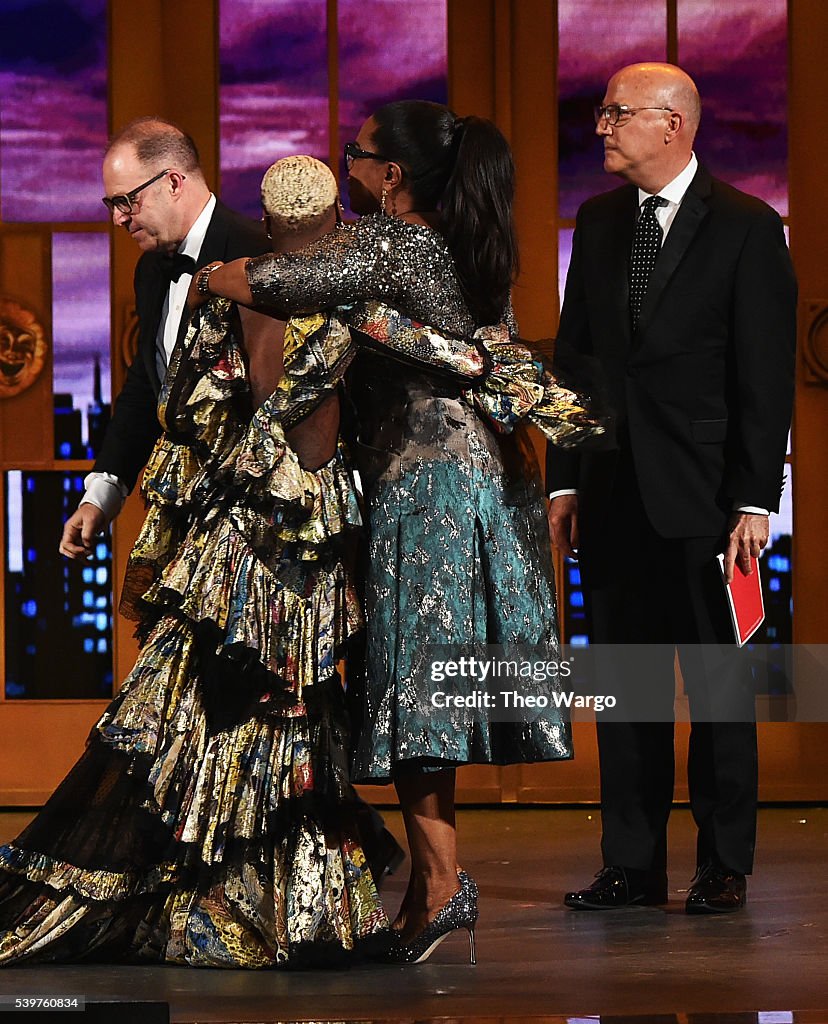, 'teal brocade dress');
244,213,607,783
0,215,604,966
